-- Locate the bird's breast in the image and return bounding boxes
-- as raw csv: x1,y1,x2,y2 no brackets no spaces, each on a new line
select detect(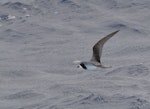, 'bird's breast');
84,63,98,70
